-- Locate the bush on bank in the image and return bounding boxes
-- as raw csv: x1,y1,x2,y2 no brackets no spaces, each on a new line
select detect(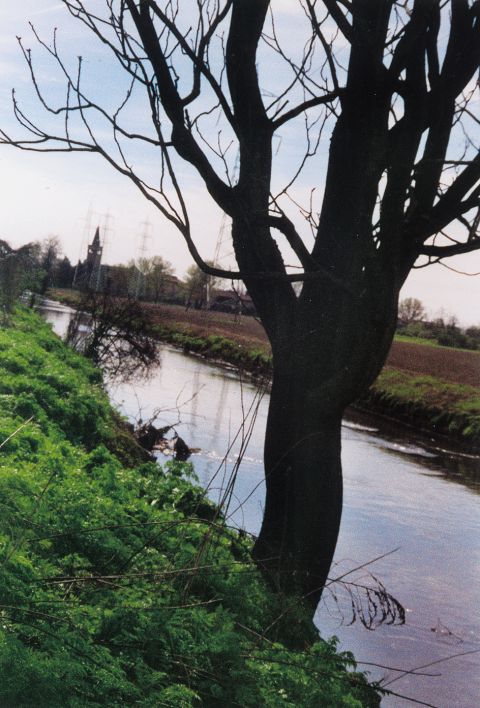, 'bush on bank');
0,308,380,707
